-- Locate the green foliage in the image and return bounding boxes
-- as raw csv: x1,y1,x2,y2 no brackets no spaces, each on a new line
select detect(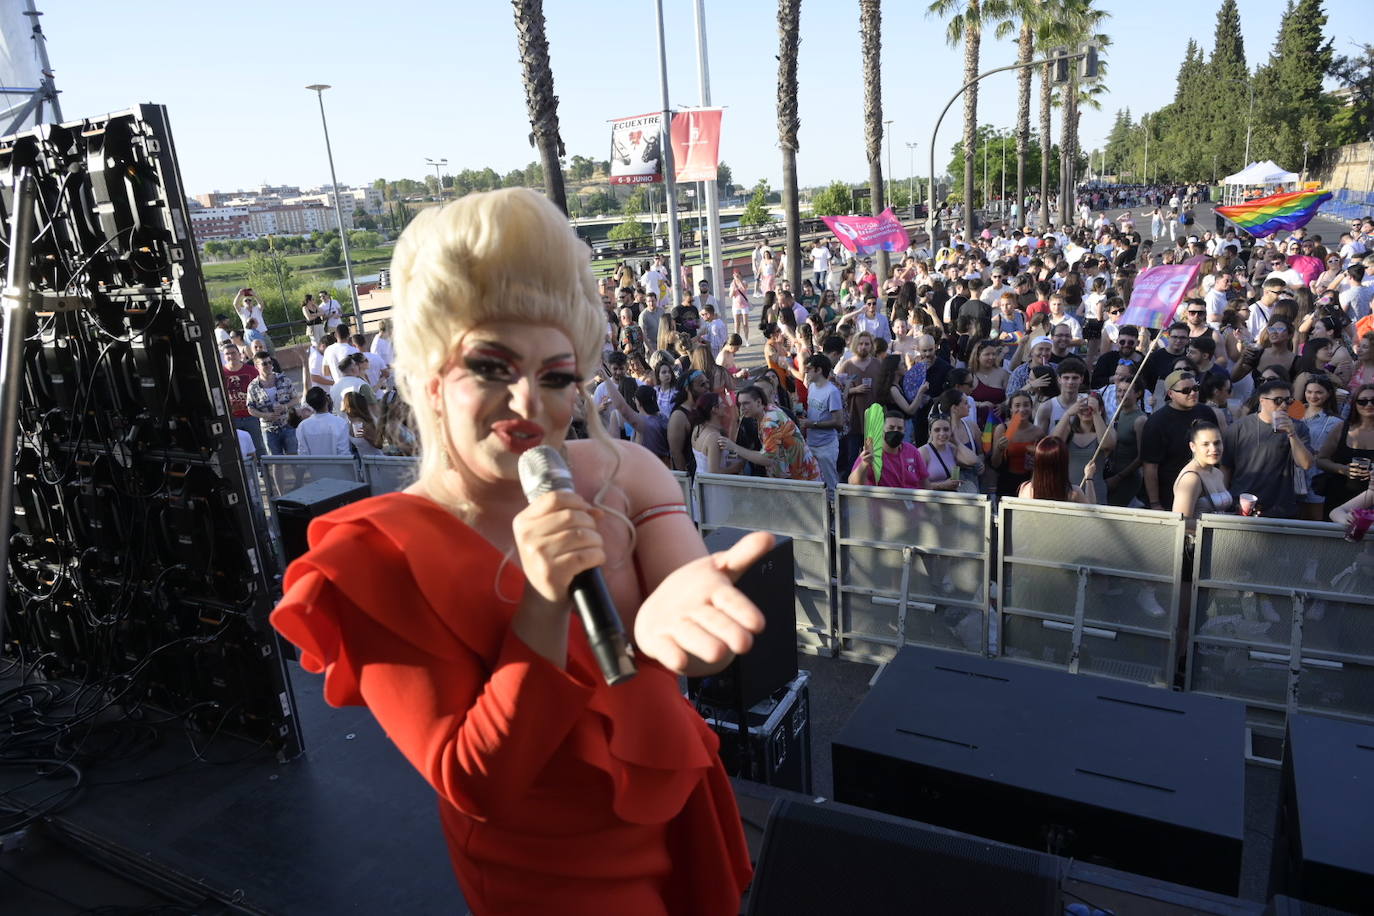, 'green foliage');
607,217,649,242
947,128,1048,204
716,160,733,192
809,181,855,216
579,189,621,215
1251,0,1335,170
1330,43,1374,144
739,180,775,227
623,186,648,216
316,238,343,267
